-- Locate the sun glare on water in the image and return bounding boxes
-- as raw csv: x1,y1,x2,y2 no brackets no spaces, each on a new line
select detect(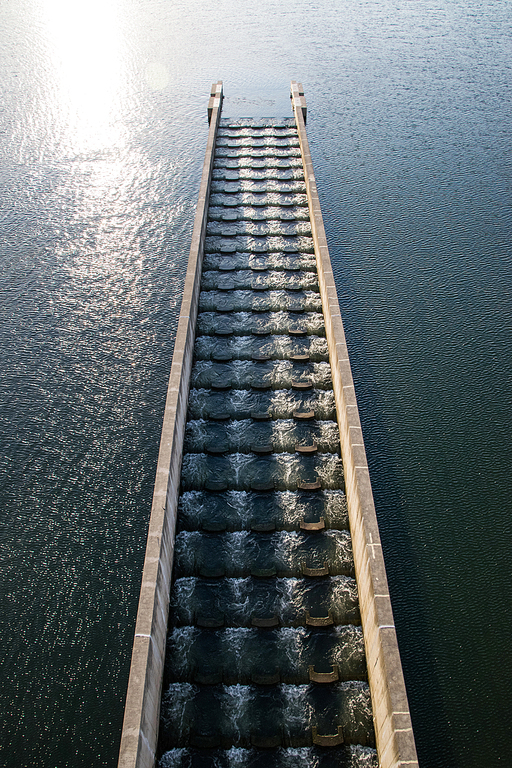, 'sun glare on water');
39,0,129,153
